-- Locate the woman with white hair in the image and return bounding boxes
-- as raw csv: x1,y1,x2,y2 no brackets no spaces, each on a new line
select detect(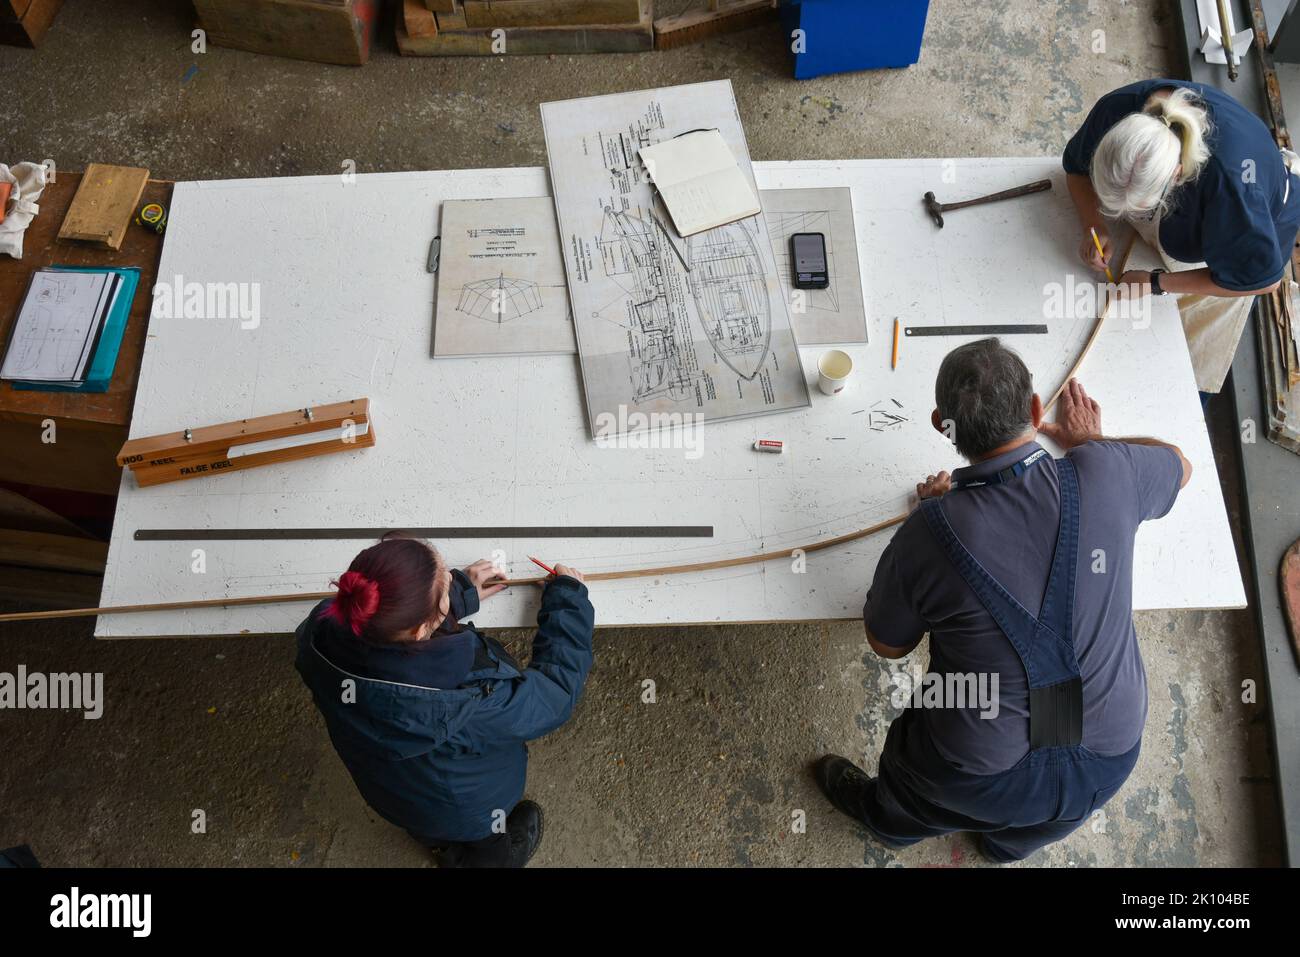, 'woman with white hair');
1064,79,1300,394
